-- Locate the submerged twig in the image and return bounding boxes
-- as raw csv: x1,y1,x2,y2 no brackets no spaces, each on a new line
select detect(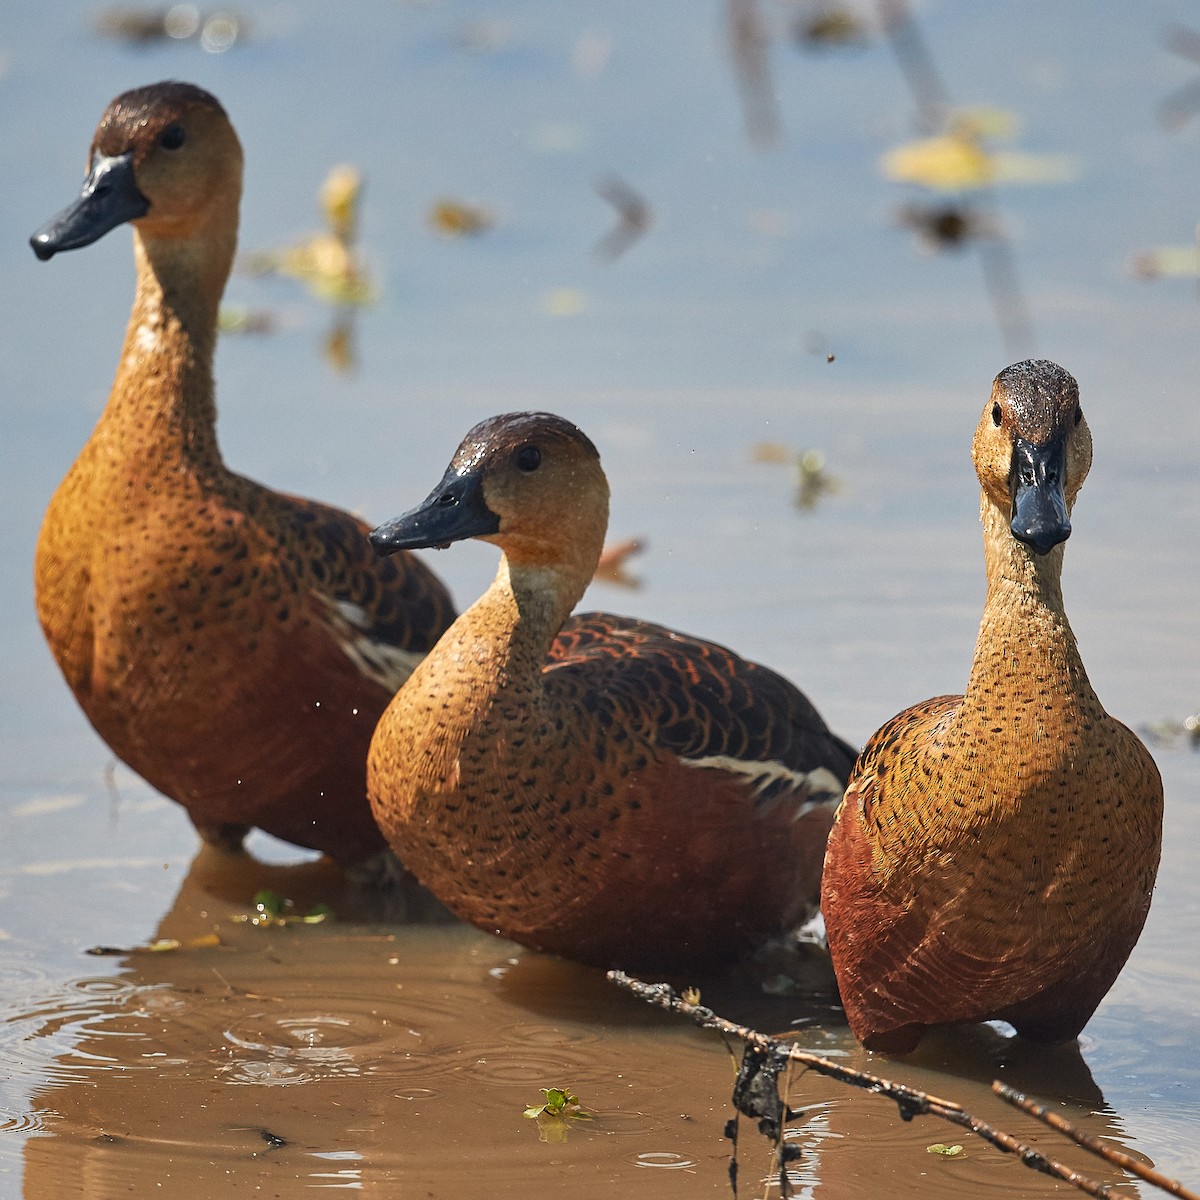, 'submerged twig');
995,1083,1200,1200
607,971,1192,1199
727,0,781,147
876,0,952,131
